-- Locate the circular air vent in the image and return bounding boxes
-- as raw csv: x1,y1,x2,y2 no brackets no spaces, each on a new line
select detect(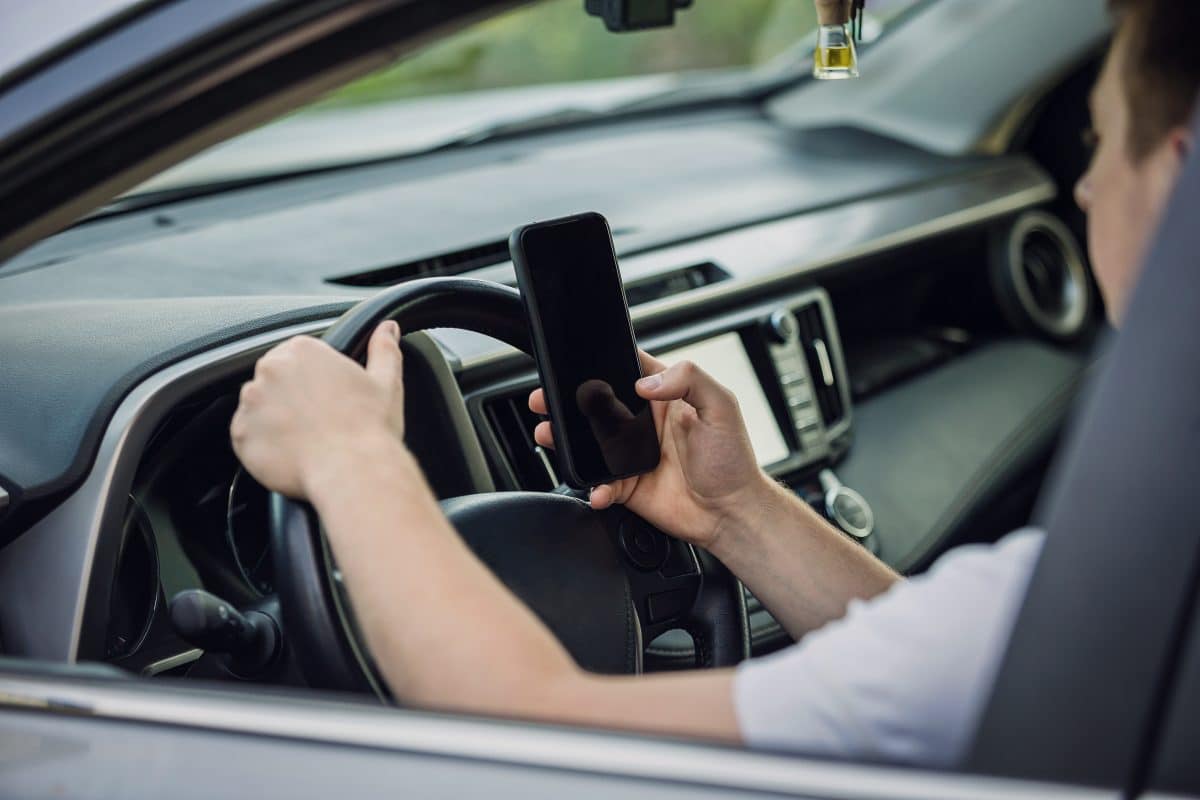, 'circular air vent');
991,211,1093,340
